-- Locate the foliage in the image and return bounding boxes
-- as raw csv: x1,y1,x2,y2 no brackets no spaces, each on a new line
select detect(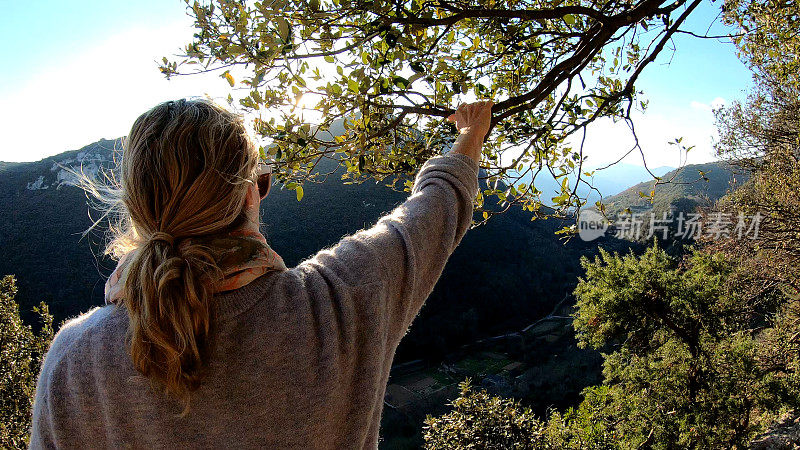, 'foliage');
711,133,800,296
426,245,800,448
574,246,737,352
714,0,800,294
714,80,800,169
717,0,799,164
0,275,54,449
421,379,618,448
569,245,799,448
722,0,800,89
163,0,706,220
422,379,549,449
